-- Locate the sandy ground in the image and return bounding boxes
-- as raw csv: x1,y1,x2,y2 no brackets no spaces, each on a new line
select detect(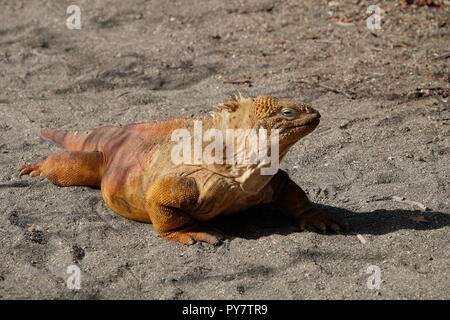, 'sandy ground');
0,0,449,299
